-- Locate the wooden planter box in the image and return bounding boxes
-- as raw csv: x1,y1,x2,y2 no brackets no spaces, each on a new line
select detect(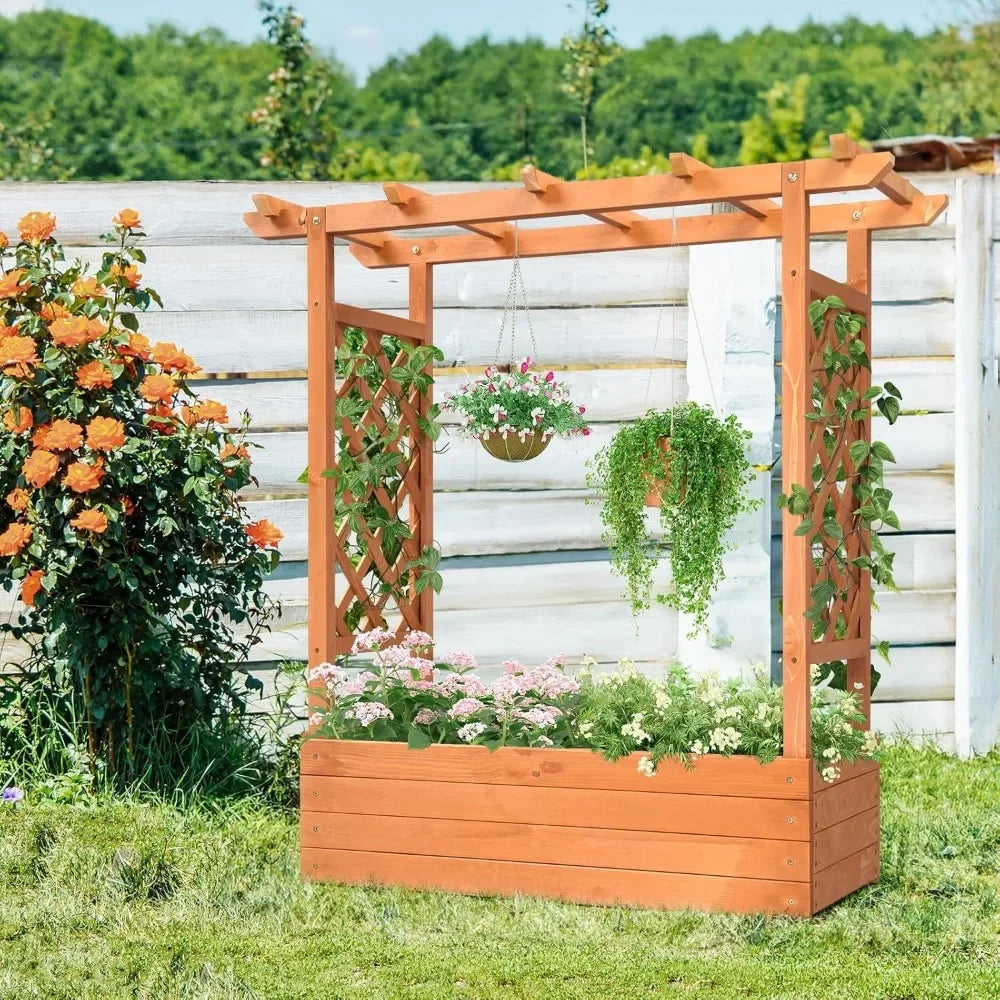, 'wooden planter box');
301,740,879,916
